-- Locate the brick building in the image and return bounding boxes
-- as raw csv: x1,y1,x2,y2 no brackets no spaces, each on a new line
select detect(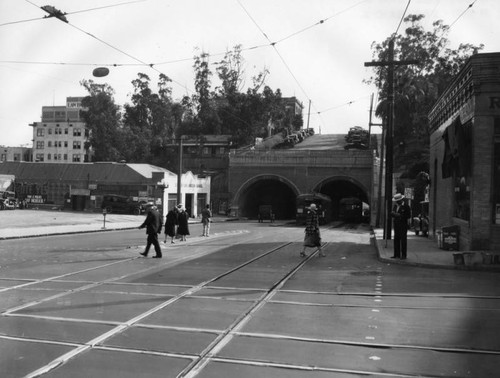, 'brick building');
428,52,500,251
